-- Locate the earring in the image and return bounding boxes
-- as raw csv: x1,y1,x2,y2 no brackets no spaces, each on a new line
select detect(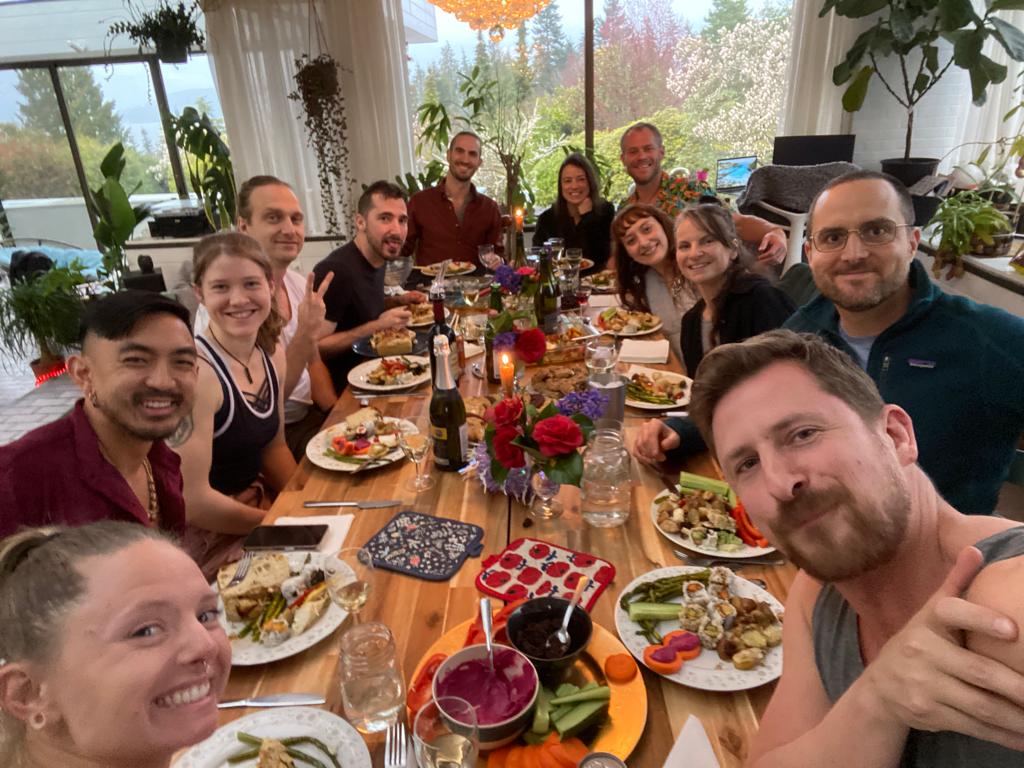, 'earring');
88,390,99,407
30,712,46,730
